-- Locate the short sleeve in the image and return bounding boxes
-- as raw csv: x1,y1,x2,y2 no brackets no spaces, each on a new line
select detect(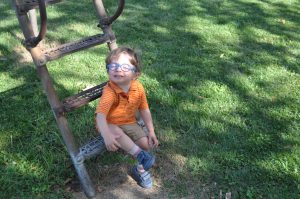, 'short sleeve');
138,83,149,110
95,86,116,115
